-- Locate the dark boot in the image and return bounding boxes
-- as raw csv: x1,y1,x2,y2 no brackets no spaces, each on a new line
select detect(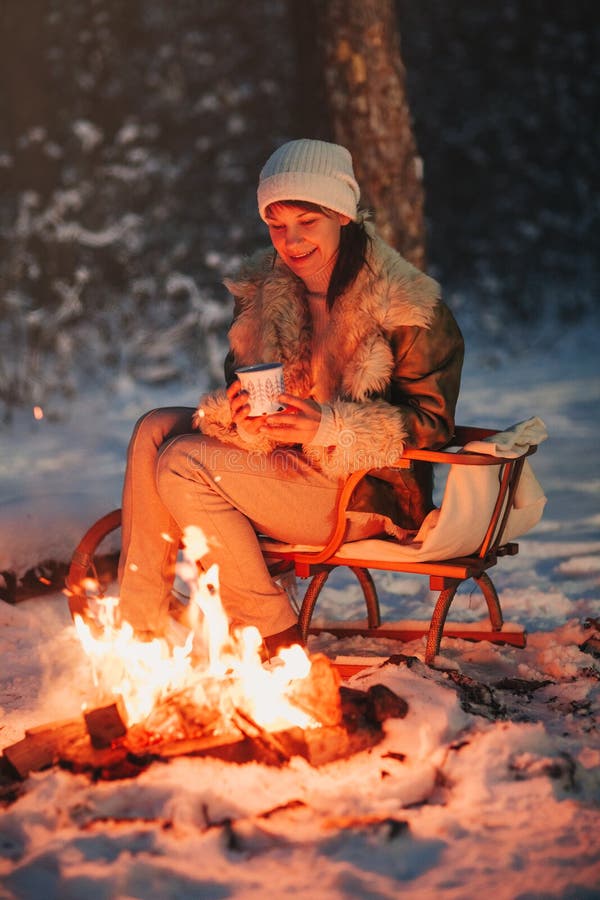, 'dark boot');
262,623,305,659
